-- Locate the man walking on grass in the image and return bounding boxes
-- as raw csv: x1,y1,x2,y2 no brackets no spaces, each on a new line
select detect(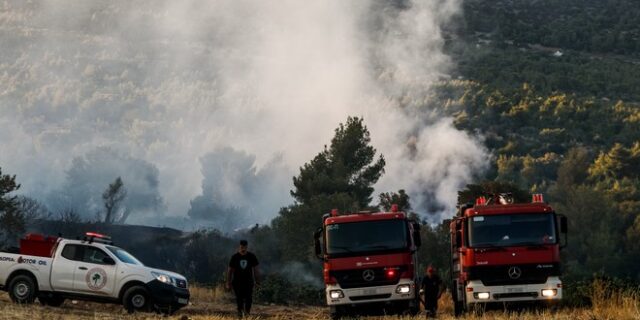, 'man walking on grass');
421,265,444,318
226,240,260,318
